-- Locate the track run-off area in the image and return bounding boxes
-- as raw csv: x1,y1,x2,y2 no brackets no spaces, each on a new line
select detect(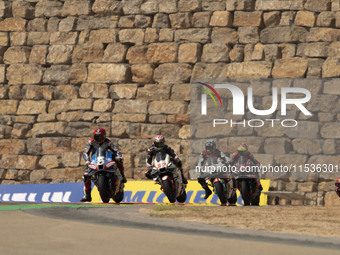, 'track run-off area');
1,202,340,255
1,183,339,254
